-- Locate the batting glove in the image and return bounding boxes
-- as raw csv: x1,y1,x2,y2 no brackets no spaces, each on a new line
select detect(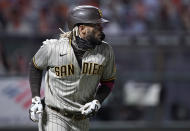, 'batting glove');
80,100,101,116
29,96,43,122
